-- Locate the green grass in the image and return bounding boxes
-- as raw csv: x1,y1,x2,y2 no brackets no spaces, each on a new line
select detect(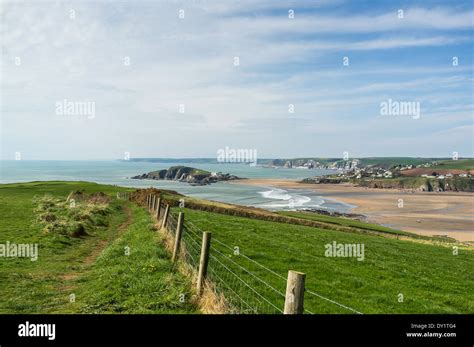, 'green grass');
1,181,472,314
431,159,474,170
173,207,474,314
57,205,197,314
0,181,197,314
277,211,407,235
